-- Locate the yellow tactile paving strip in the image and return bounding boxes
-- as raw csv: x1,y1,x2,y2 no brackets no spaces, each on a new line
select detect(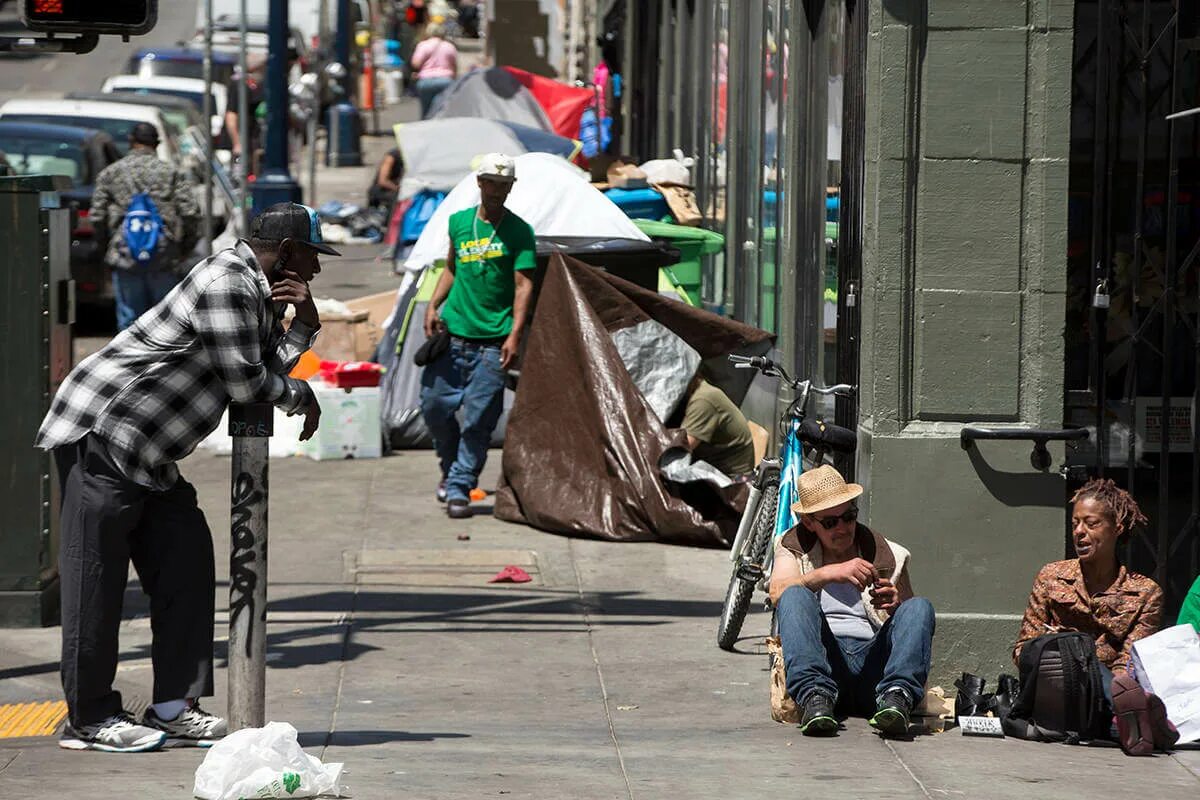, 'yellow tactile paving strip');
0,701,68,738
